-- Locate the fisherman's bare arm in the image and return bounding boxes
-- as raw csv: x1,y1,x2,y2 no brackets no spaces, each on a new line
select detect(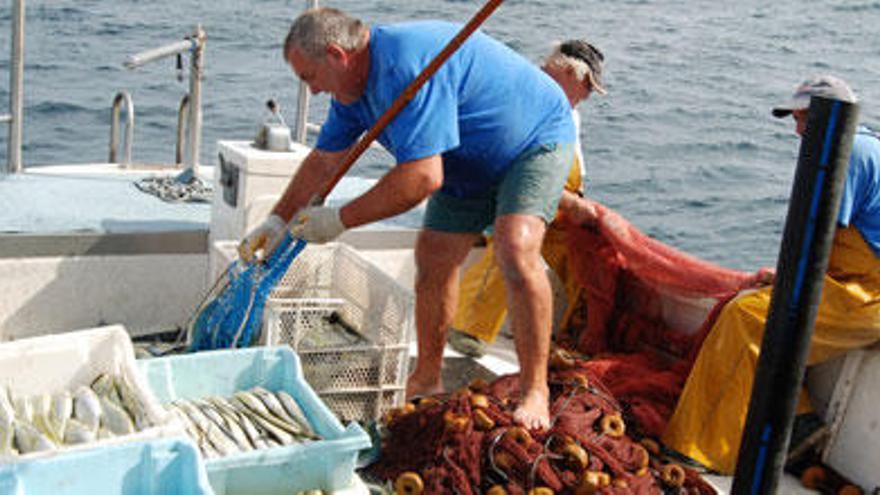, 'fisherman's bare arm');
339,154,444,229
271,148,349,222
